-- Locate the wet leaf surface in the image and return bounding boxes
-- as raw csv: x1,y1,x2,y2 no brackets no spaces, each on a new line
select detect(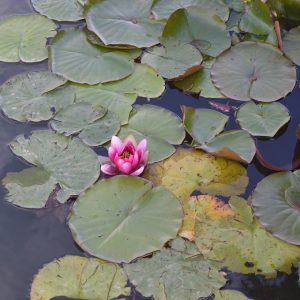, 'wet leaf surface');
69,176,182,263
